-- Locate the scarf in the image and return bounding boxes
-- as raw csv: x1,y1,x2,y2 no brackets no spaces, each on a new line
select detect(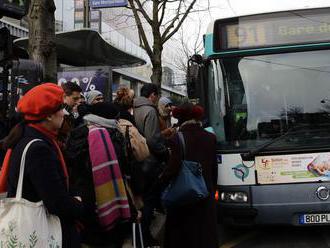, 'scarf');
83,114,119,130
88,126,131,230
0,150,12,196
0,124,68,195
